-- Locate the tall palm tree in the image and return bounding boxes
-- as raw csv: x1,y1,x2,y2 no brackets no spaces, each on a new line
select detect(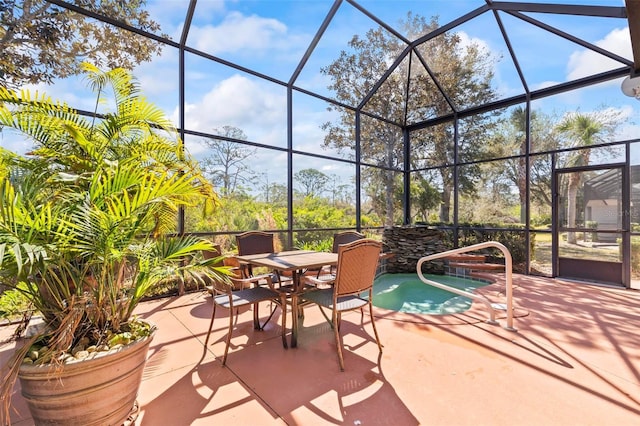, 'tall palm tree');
556,113,605,244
